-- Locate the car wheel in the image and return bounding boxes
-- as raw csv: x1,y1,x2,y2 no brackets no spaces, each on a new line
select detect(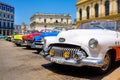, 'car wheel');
97,53,112,74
